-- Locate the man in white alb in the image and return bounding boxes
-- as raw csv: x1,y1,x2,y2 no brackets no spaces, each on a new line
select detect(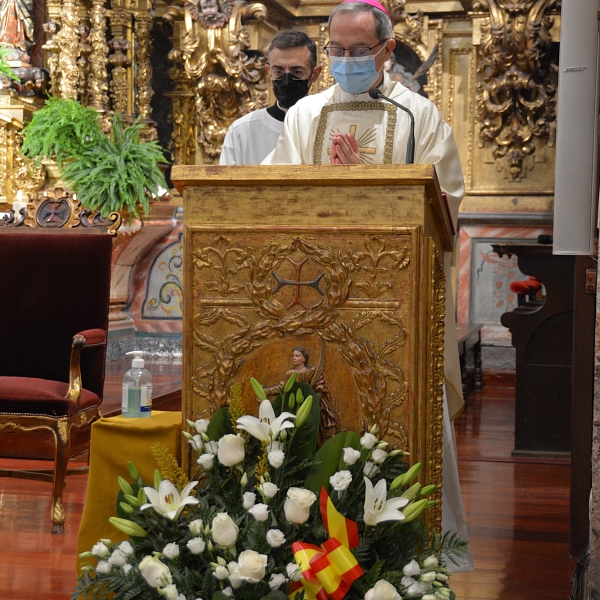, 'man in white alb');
220,30,322,165
264,0,472,571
